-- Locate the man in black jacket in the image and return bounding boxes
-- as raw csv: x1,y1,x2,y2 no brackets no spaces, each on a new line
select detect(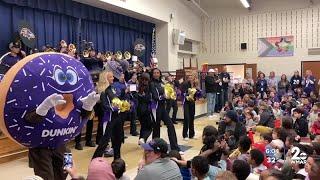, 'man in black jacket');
293,108,308,137
205,69,219,117
219,66,230,106
214,68,223,112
